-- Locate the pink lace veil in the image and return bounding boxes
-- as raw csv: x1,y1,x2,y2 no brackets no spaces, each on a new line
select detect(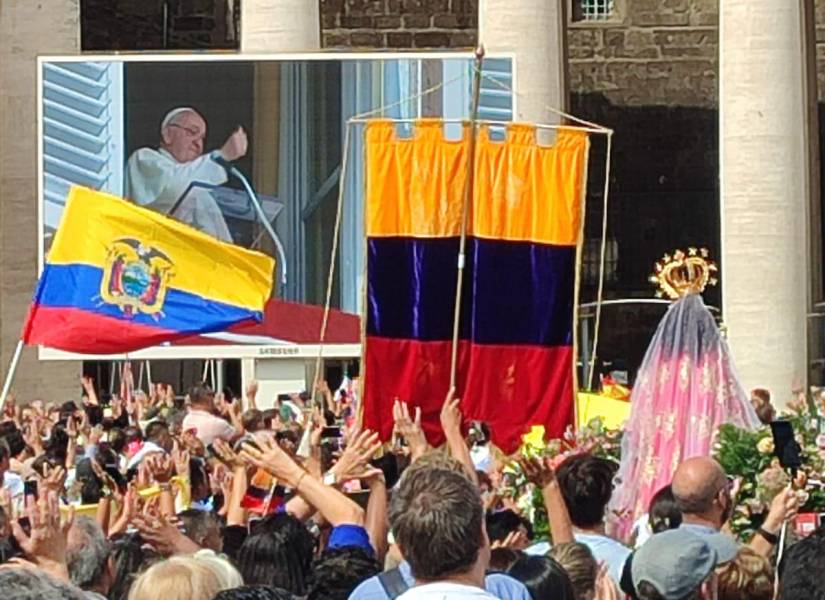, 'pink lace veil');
608,293,760,540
